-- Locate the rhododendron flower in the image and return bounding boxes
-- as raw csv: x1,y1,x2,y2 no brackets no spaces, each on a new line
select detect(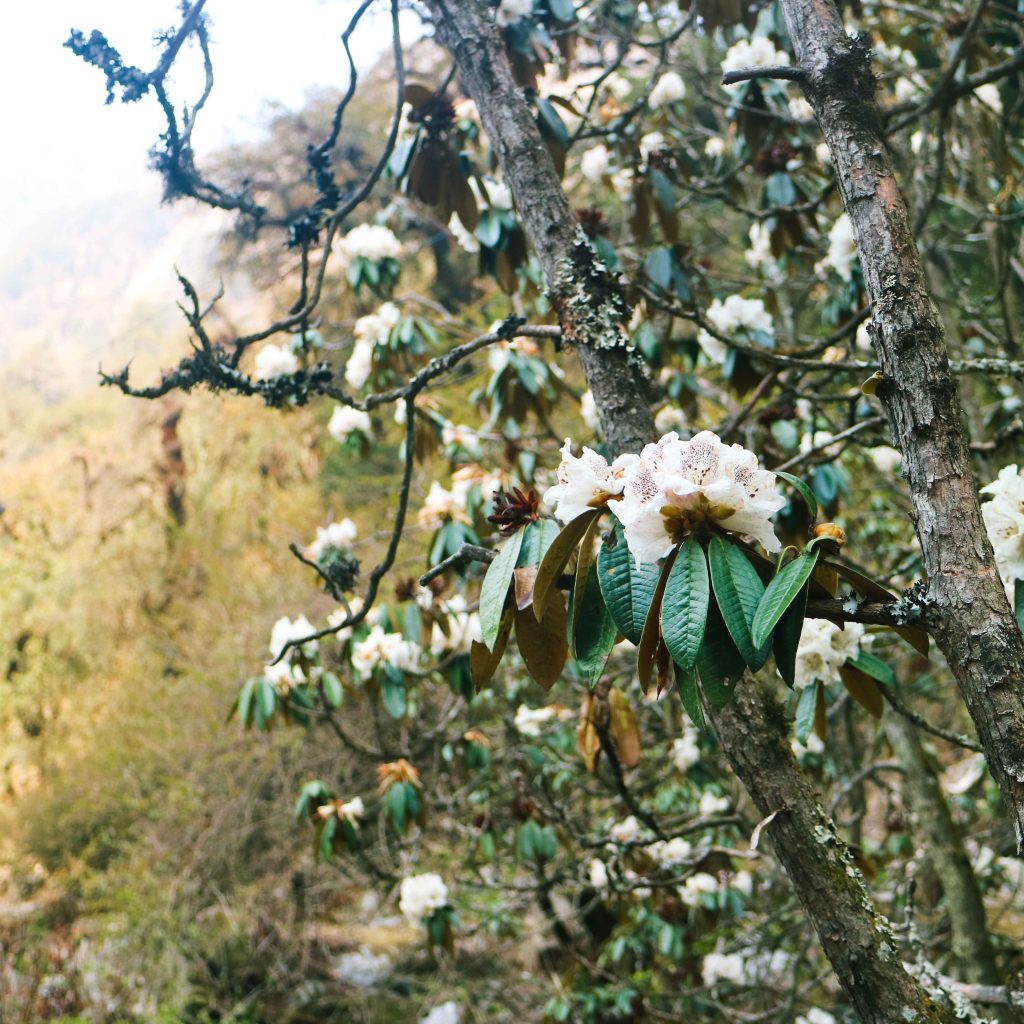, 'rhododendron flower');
607,431,786,564
254,344,299,380
269,615,319,659
697,294,774,364
335,223,402,265
544,440,637,524
399,872,449,925
309,518,357,560
793,618,864,689
648,71,686,108
981,465,1024,584
328,405,372,442
351,625,421,679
